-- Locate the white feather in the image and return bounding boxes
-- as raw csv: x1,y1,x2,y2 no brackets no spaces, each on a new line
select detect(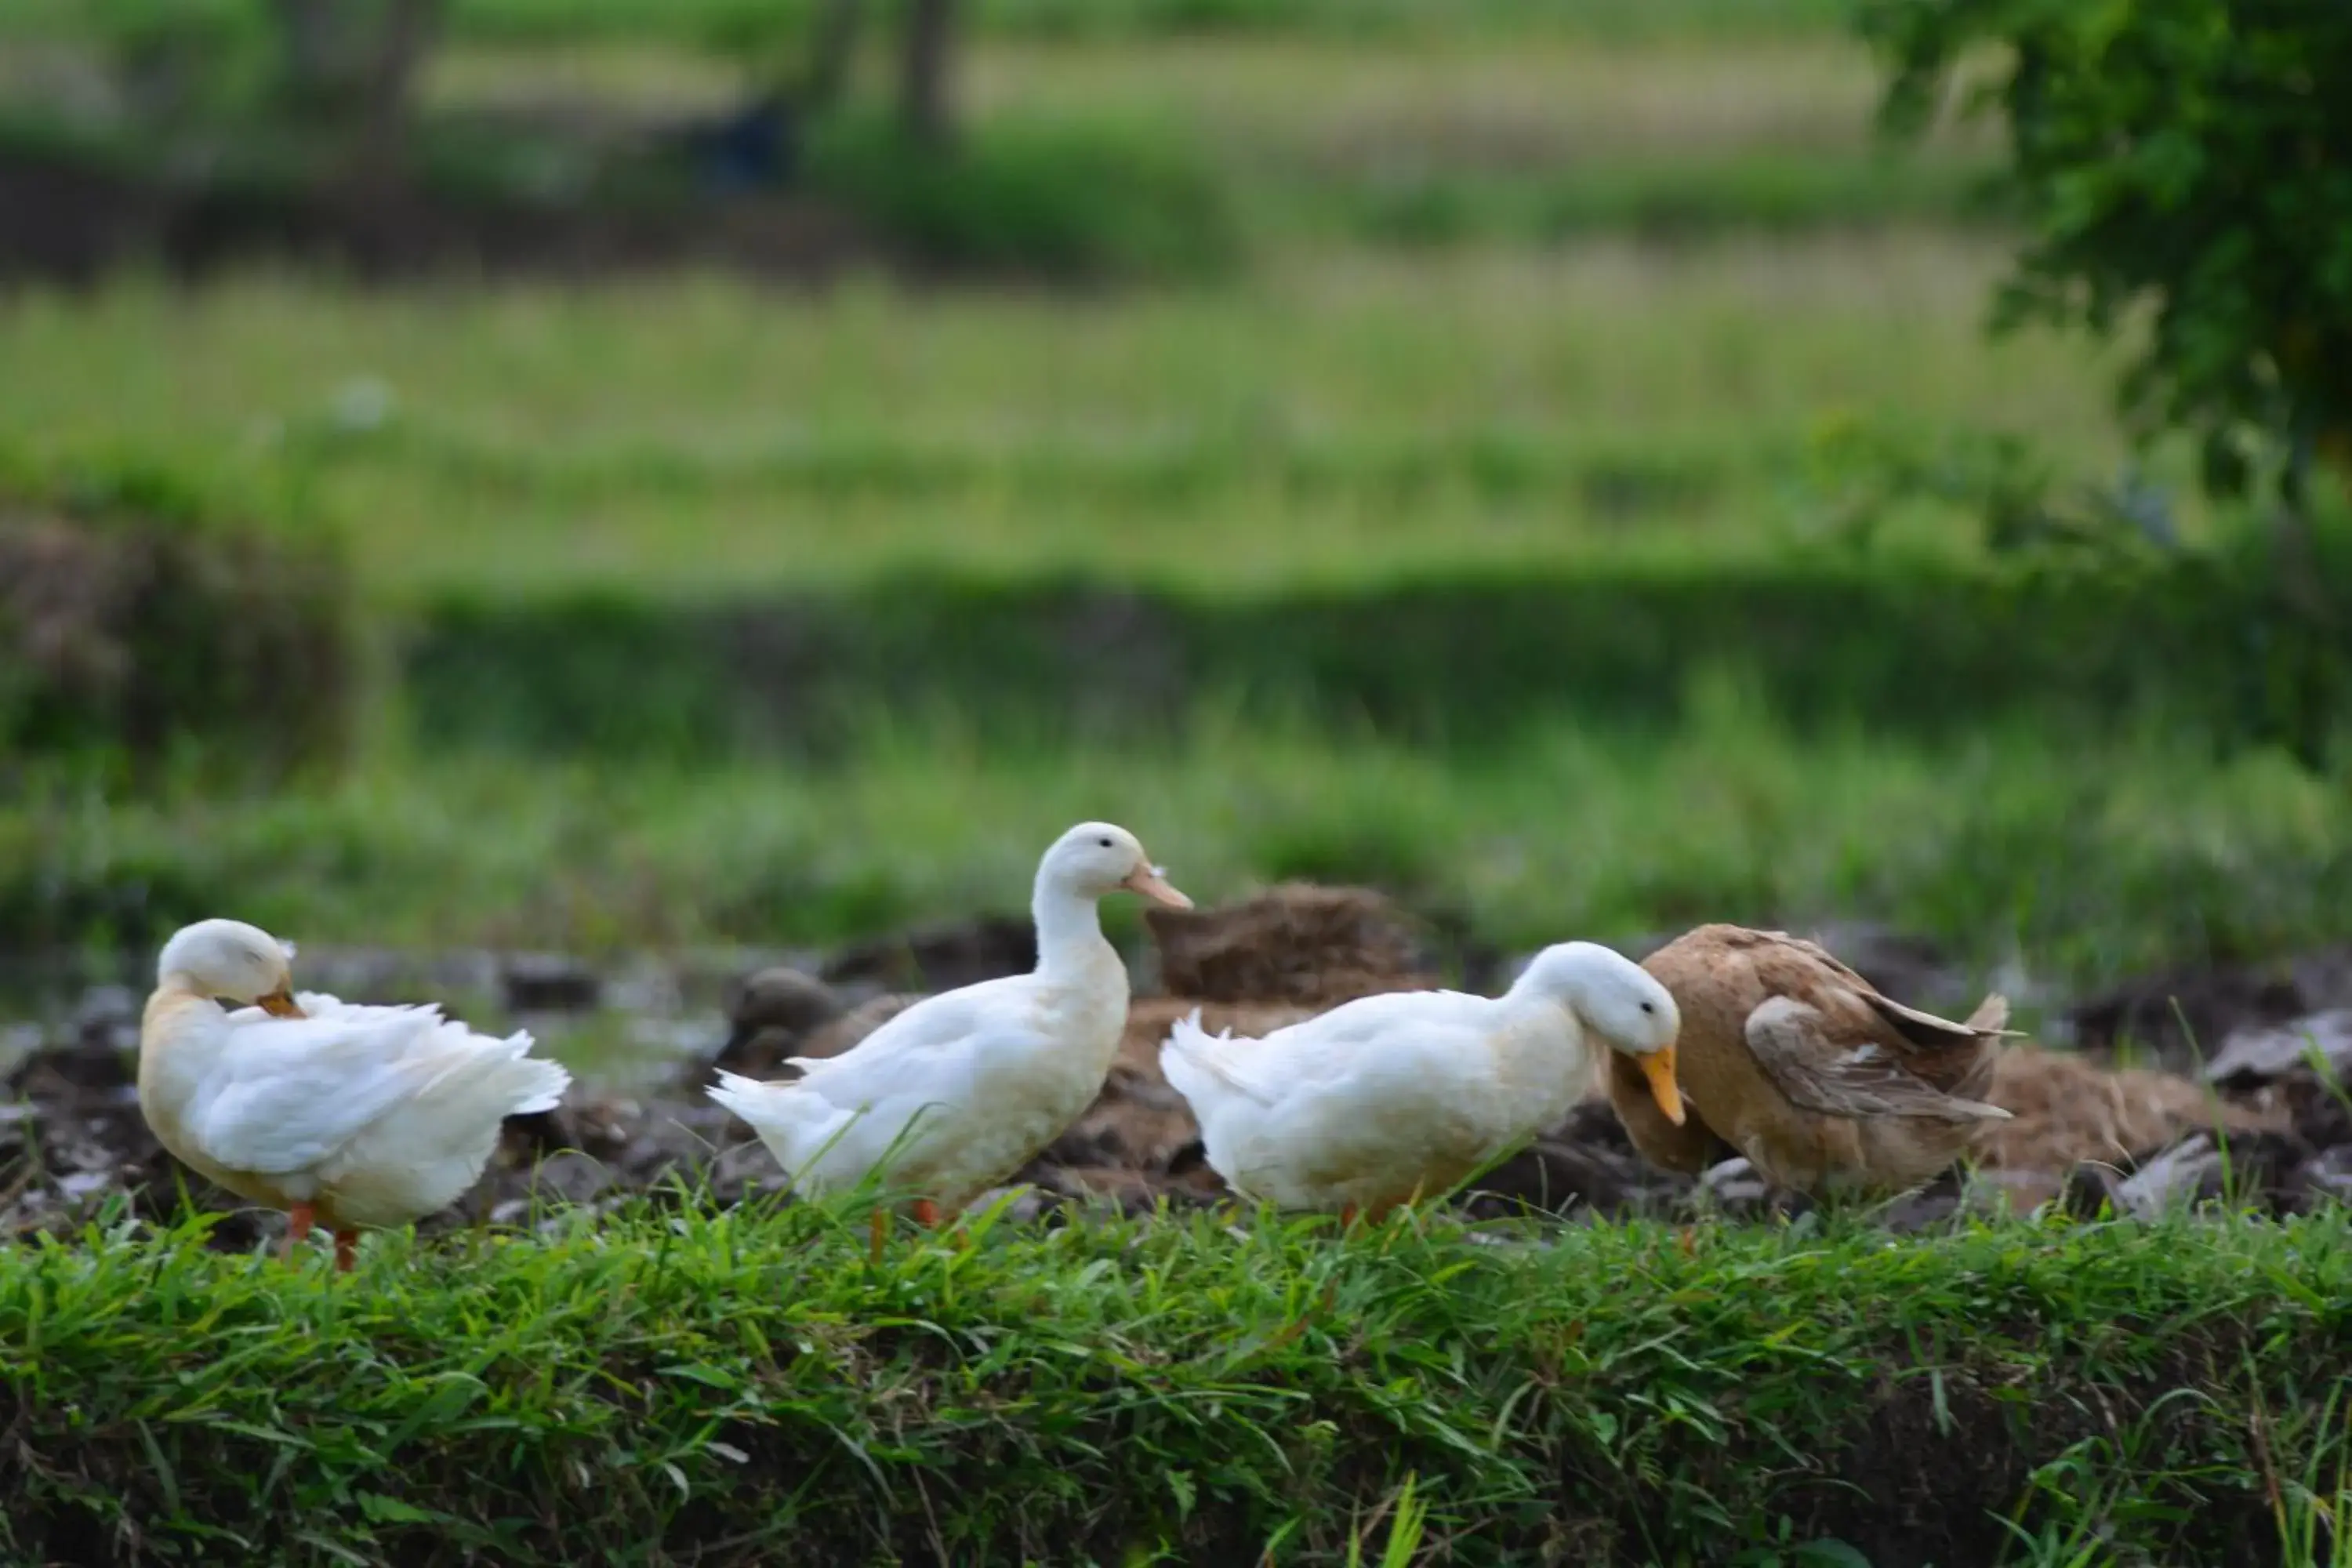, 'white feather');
708,971,1120,1207
143,989,568,1230
1157,942,1675,1215
706,822,1185,1214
